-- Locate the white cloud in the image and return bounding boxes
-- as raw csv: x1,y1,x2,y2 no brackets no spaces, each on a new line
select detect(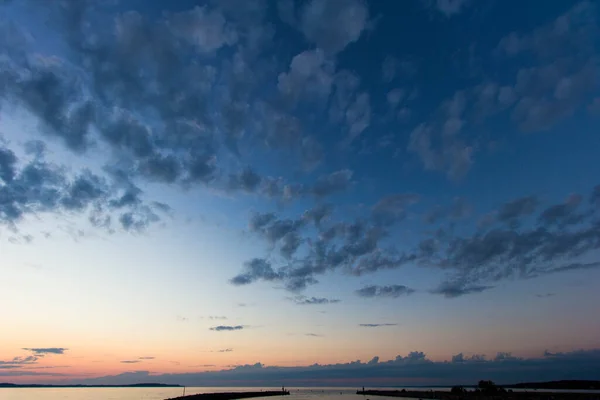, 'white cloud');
300,0,369,54
346,92,371,139
387,88,406,109
435,0,470,17
168,6,238,52
278,49,335,101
